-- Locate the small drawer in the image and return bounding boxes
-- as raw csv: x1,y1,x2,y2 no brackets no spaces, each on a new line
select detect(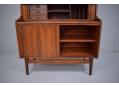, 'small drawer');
30,9,47,15
30,14,47,19
30,12,47,18
29,5,47,10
